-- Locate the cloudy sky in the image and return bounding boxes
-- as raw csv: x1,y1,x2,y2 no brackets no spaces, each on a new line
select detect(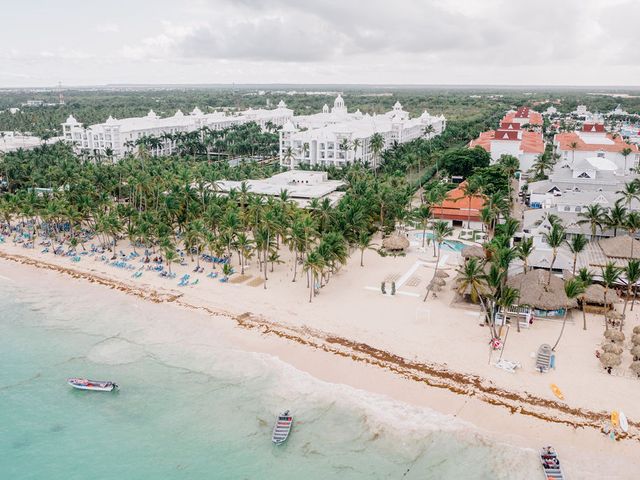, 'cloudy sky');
2,0,639,87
